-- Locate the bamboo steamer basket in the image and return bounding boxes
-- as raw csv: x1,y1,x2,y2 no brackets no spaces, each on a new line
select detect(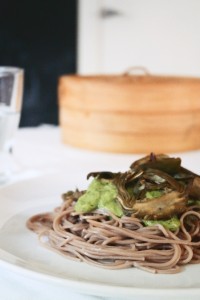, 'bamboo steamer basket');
58,71,200,153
